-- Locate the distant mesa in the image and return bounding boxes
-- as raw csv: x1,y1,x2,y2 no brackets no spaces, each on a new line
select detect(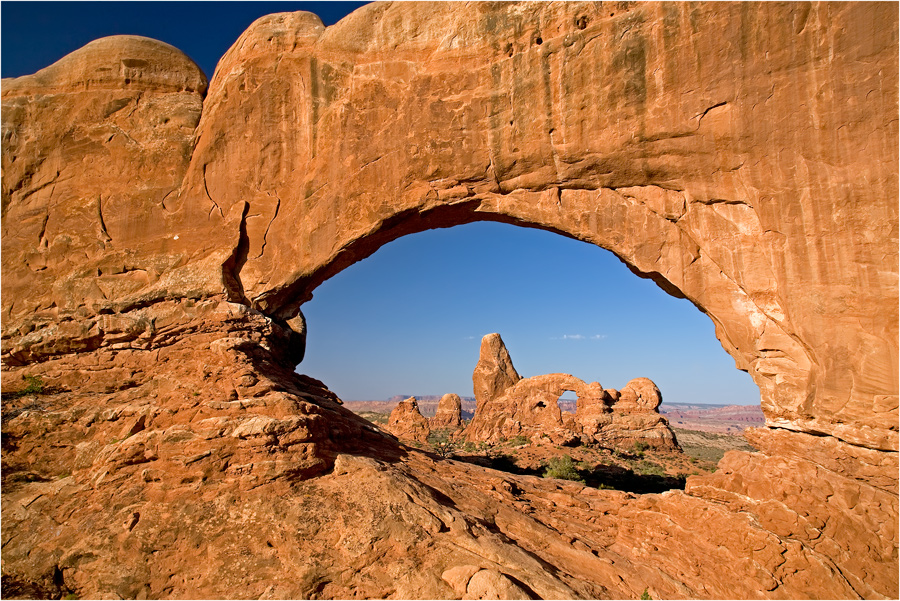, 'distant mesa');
660,403,765,434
